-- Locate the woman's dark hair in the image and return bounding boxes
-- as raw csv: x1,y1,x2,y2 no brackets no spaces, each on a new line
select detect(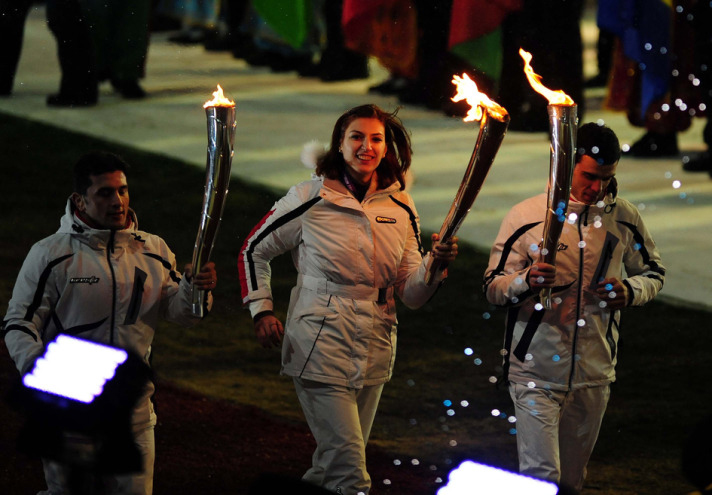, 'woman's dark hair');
73,151,130,195
576,122,621,166
316,104,412,190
